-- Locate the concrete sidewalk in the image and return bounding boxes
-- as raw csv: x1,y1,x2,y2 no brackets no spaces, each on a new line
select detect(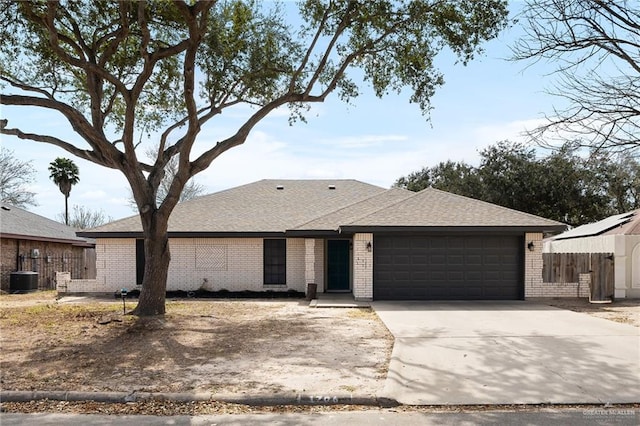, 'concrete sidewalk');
309,293,371,308
372,301,640,405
